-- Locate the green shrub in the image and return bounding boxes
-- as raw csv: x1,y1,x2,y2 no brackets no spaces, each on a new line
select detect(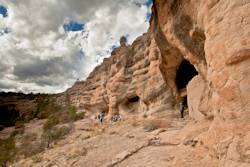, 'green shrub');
68,106,77,121
0,136,16,166
18,133,45,158
75,112,85,120
43,115,59,132
32,155,43,163
68,106,84,121
35,96,59,119
42,126,71,148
